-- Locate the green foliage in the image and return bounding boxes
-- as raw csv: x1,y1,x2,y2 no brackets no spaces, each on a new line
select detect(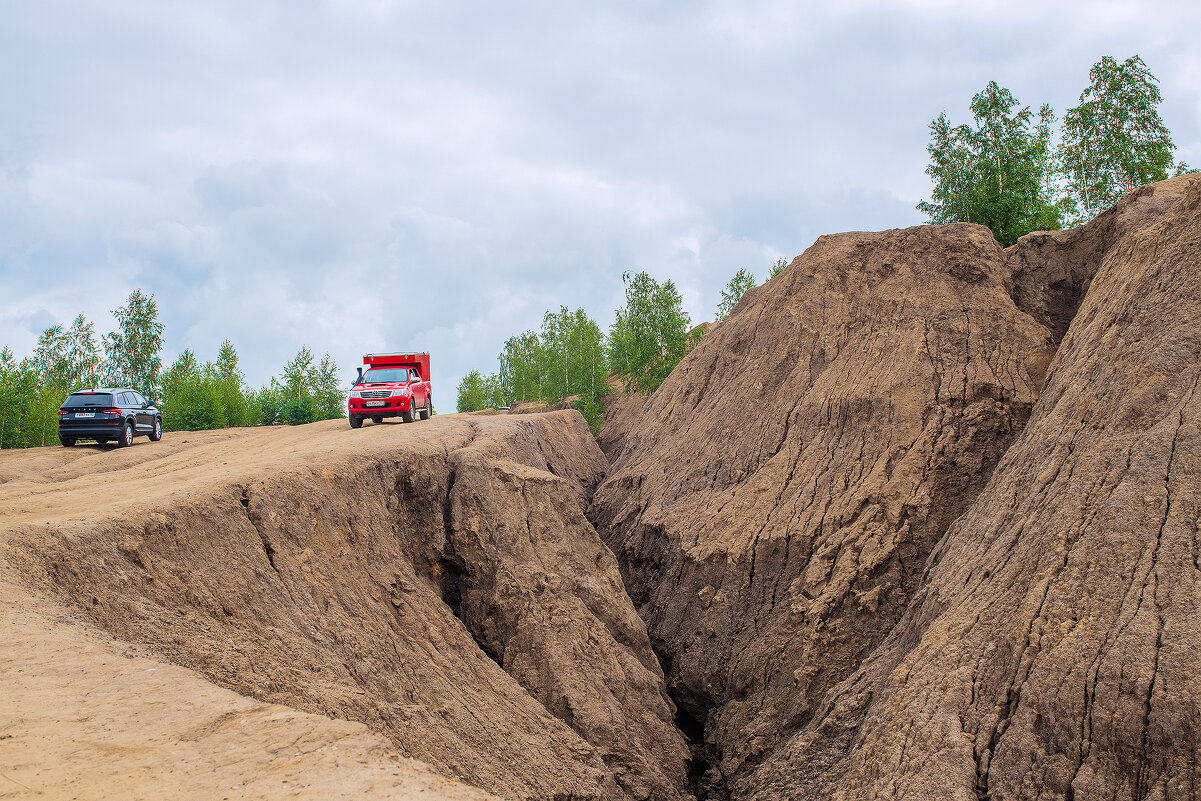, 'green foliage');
536,306,607,403
10,316,109,446
214,340,248,427
457,370,487,412
273,347,342,424
922,56,1191,236
1059,56,1180,222
768,258,788,280
0,348,57,448
160,350,222,431
249,379,286,426
483,372,507,410
159,342,259,432
27,383,64,447
466,306,608,416
313,354,345,420
282,346,316,401
282,395,319,426
717,268,756,321
160,342,339,431
573,395,604,436
918,81,1069,246
607,271,694,395
102,290,164,401
2,312,129,447
497,331,543,404
35,315,100,392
